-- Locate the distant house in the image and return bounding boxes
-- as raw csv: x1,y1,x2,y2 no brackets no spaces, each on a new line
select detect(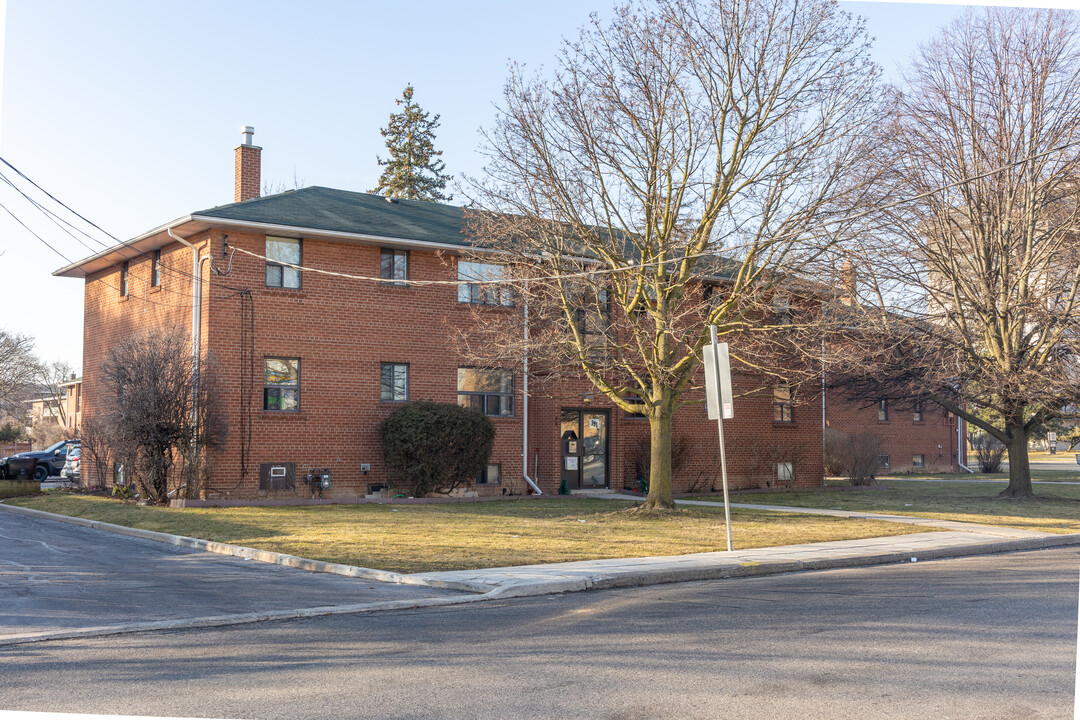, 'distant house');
60,375,82,434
